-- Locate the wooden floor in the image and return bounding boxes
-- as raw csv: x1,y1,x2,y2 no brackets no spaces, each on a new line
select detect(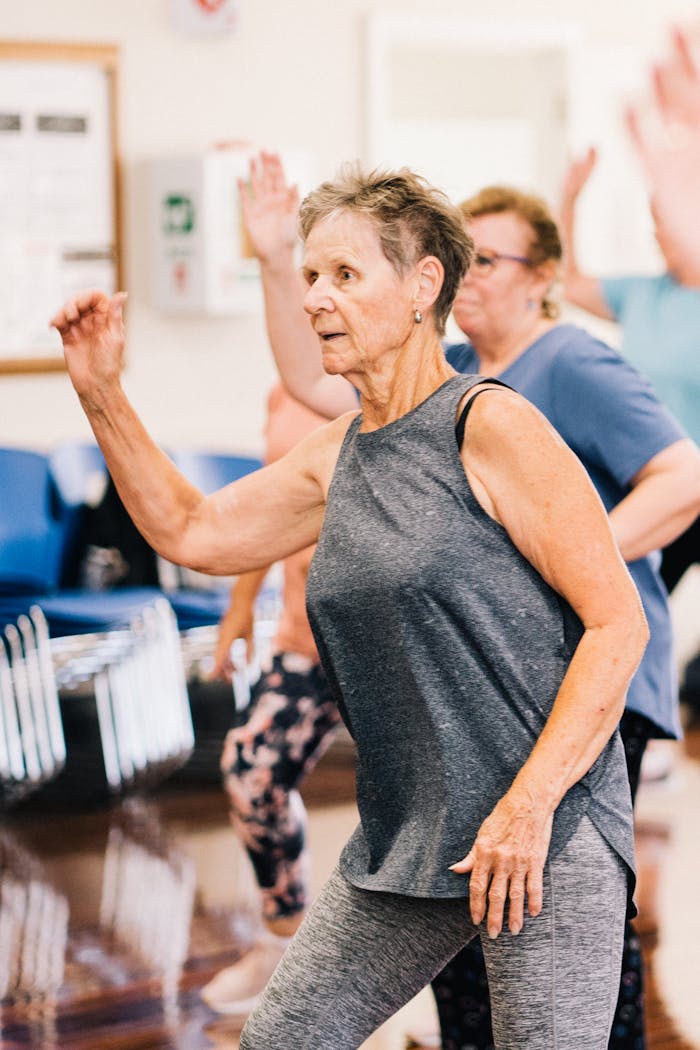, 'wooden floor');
1,721,699,1050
